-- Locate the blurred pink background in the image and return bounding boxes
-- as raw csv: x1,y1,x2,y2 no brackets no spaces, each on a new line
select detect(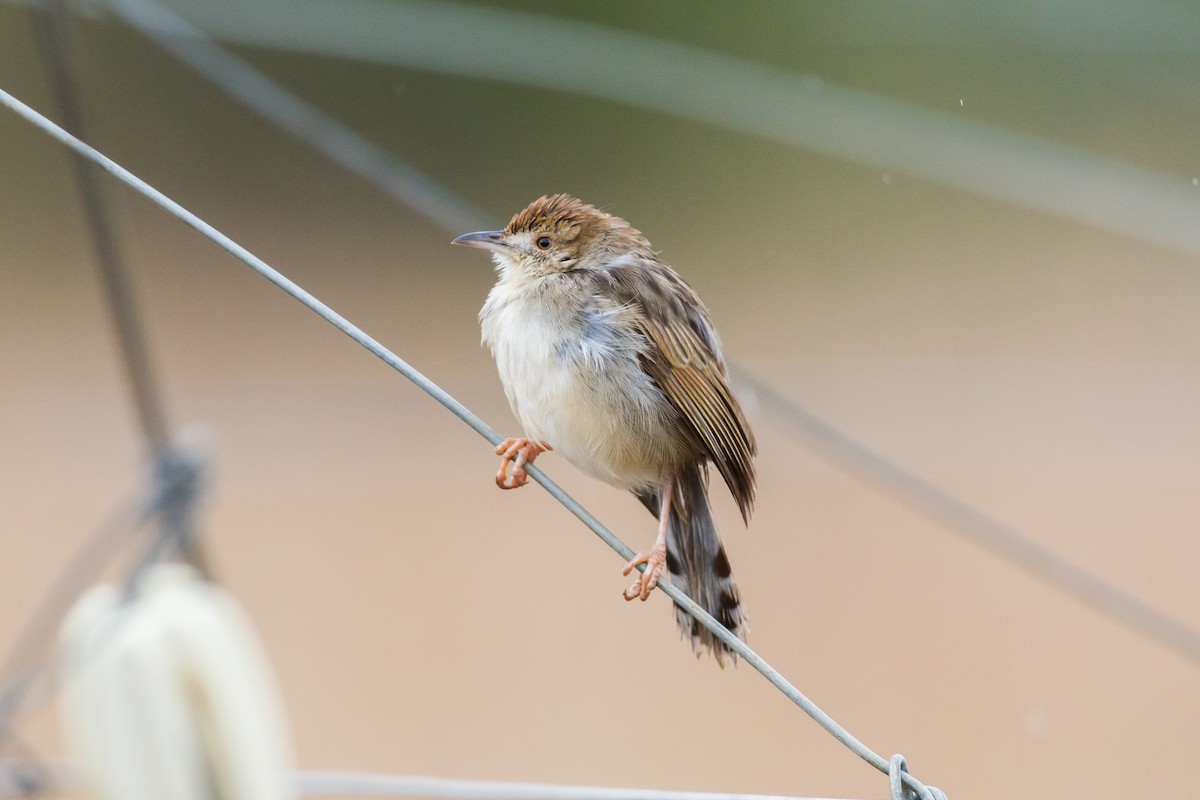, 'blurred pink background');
2,3,1199,798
